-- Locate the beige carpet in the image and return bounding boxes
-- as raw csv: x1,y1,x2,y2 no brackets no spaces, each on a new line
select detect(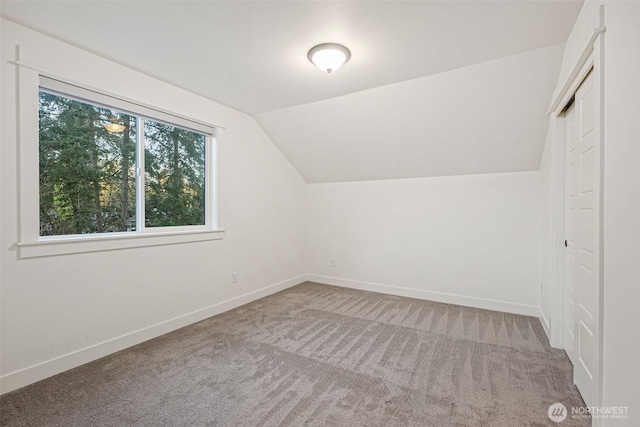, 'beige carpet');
1,282,588,426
